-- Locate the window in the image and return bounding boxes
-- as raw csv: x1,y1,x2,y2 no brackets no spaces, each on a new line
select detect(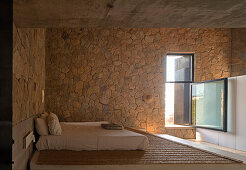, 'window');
165,53,227,131
191,78,227,131
166,54,194,83
165,53,194,126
